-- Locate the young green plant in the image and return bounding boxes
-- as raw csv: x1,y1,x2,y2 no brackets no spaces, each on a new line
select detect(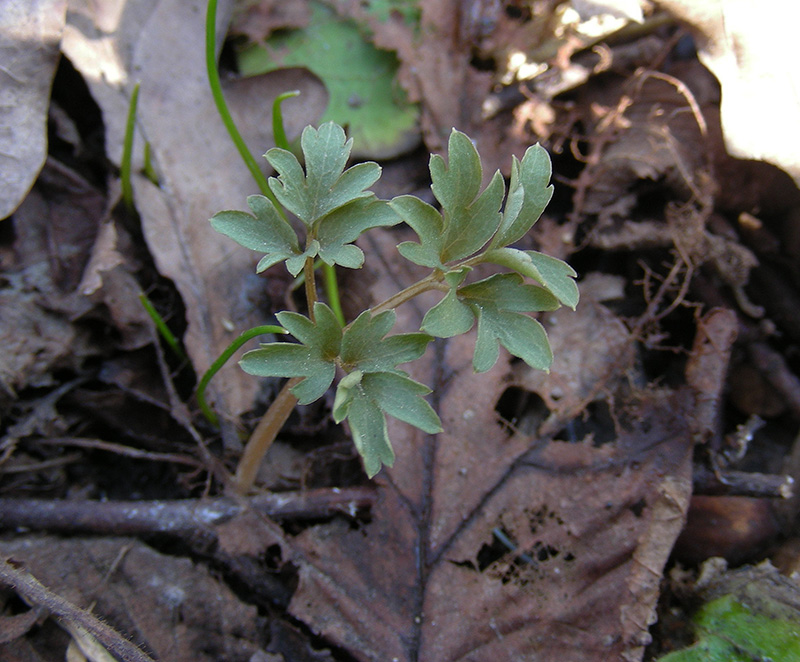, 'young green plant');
211,121,579,491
